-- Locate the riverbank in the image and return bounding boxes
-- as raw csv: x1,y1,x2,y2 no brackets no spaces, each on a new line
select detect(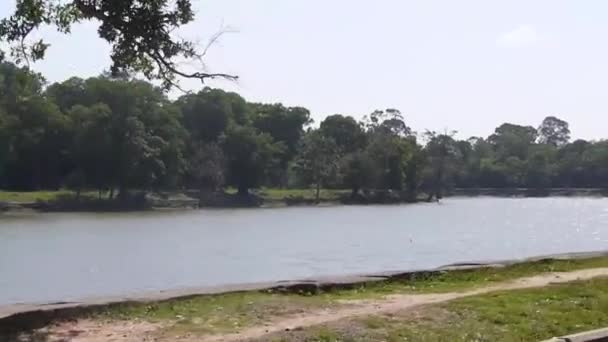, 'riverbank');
3,251,608,341
1,188,606,213
450,187,608,197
